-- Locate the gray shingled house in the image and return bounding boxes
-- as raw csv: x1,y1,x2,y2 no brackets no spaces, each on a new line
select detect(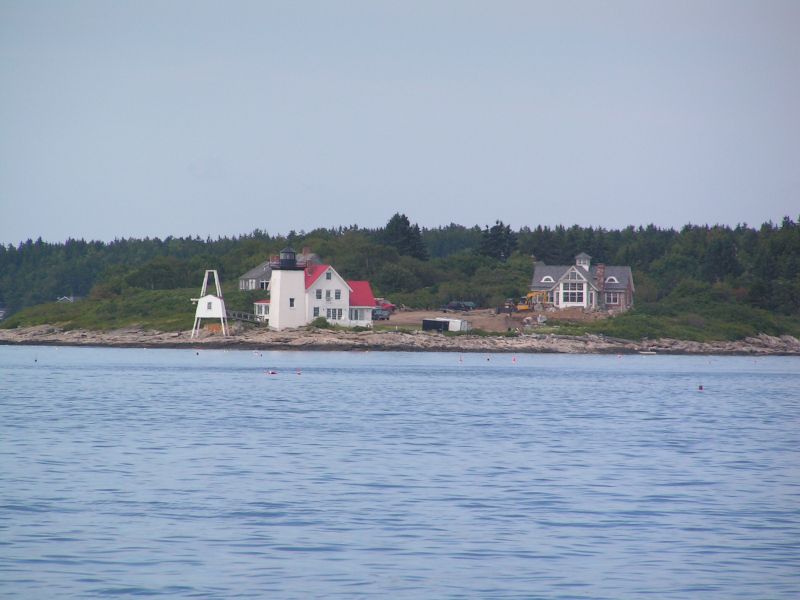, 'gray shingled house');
530,253,634,311
238,261,272,291
238,248,321,291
